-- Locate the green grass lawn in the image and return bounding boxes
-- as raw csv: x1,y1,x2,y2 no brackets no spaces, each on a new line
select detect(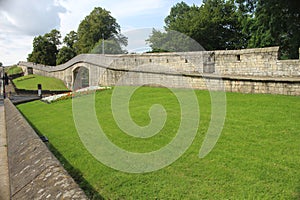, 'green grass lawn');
13,74,68,91
5,65,23,75
17,87,300,199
